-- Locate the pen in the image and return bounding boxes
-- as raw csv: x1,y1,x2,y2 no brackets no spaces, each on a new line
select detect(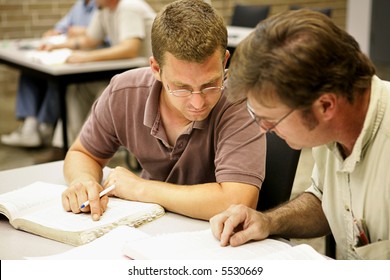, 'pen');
353,218,370,246
80,184,116,209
